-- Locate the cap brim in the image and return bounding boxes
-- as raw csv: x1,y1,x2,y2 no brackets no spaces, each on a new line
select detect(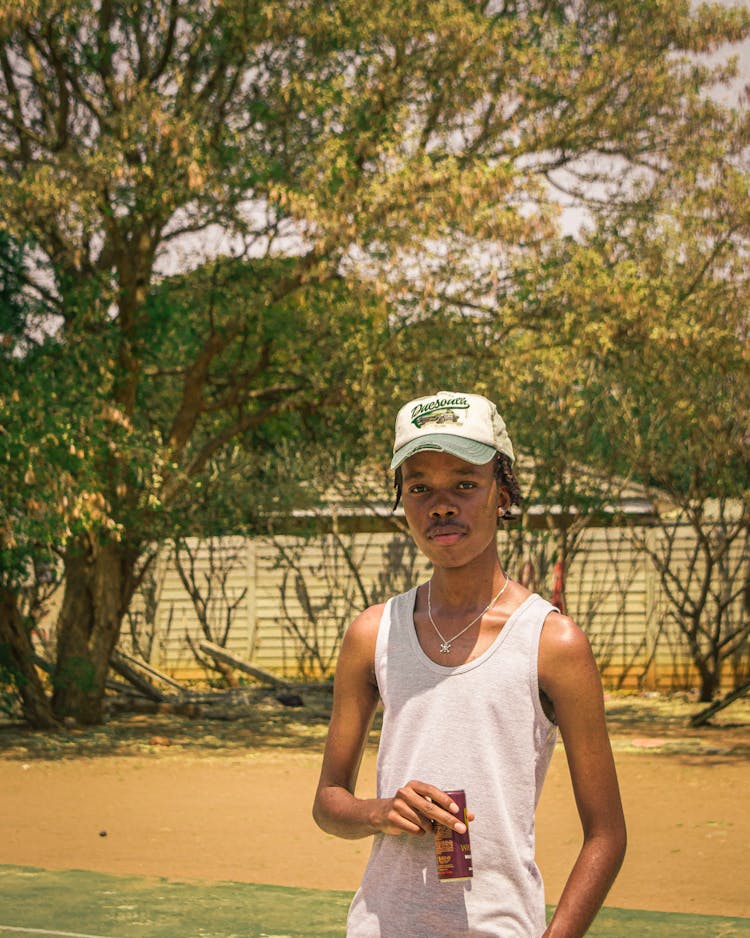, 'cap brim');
390,434,497,470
